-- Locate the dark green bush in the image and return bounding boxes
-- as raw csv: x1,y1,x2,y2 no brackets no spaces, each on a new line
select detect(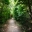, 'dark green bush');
14,4,31,31
0,6,10,24
0,0,10,24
